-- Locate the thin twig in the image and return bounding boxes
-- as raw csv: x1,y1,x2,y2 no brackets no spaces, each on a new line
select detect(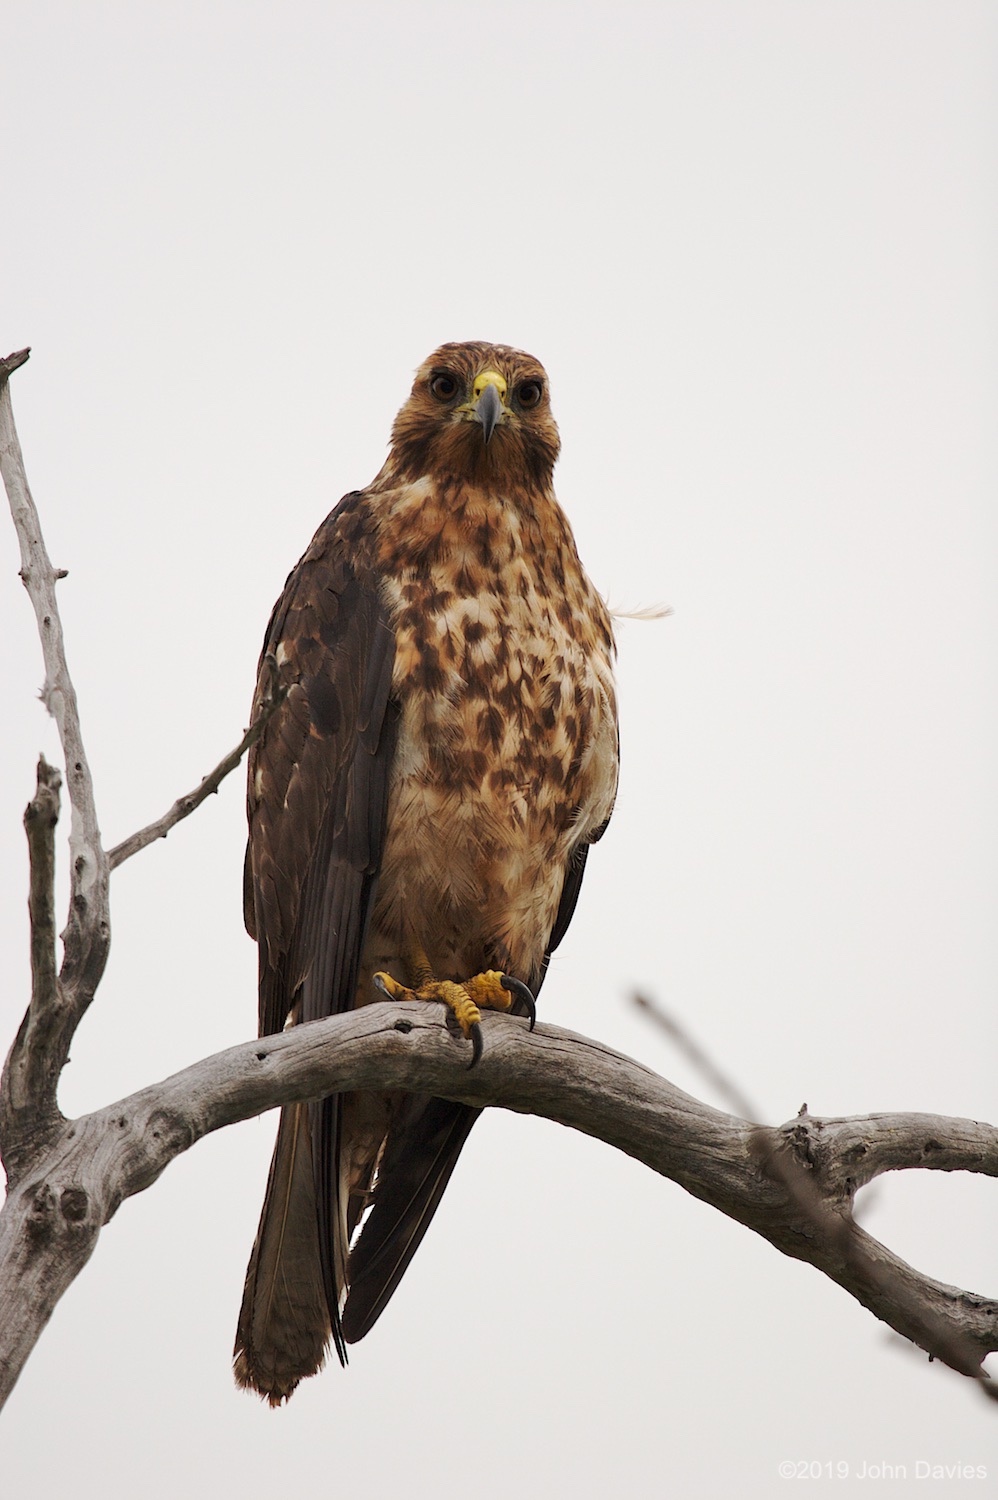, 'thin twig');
632,990,760,1121
108,657,284,870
